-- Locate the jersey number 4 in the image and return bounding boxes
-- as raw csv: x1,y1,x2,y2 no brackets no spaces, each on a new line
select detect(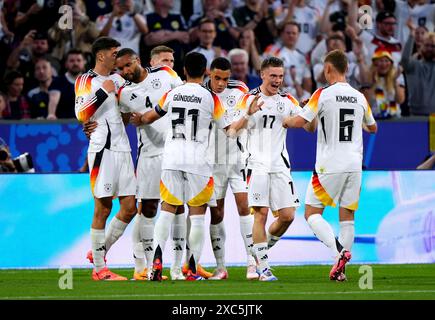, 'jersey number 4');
172,107,199,141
